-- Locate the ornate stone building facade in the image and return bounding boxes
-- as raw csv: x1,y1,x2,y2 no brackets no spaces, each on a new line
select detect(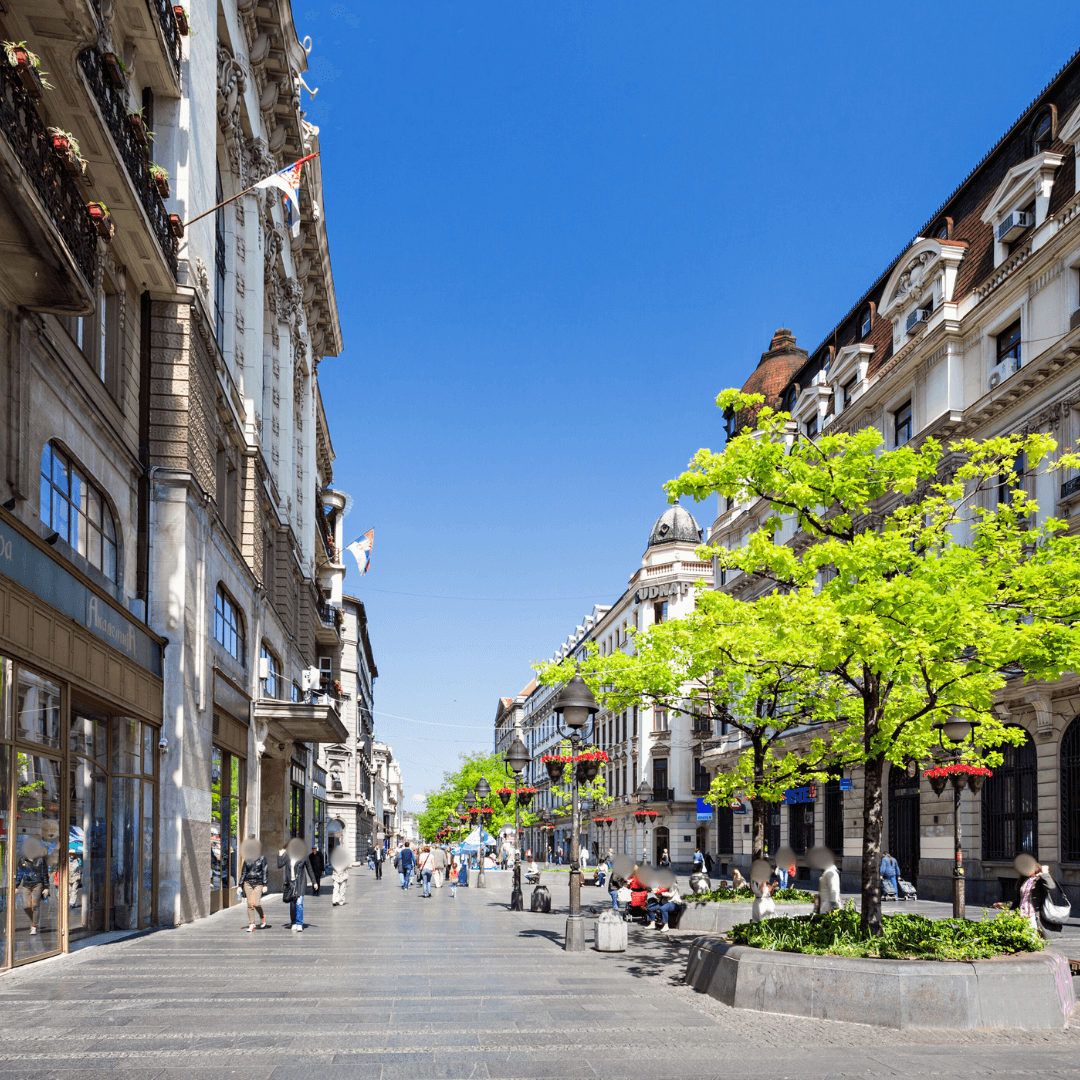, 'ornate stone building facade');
702,51,1080,906
0,0,353,965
